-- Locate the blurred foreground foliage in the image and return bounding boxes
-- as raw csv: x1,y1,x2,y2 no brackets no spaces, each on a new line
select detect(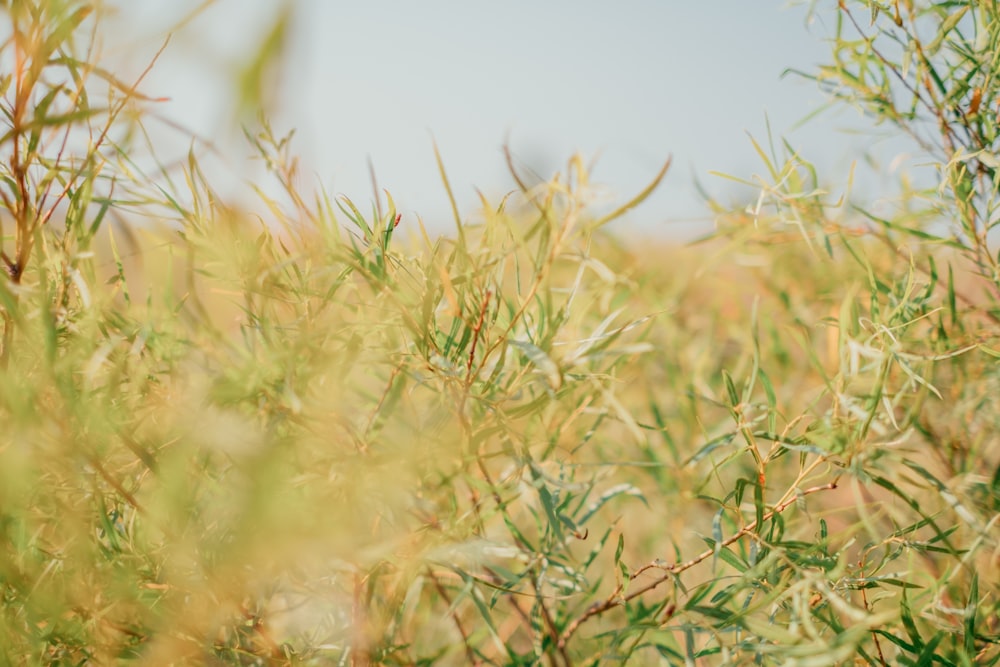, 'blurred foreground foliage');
0,0,996,664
